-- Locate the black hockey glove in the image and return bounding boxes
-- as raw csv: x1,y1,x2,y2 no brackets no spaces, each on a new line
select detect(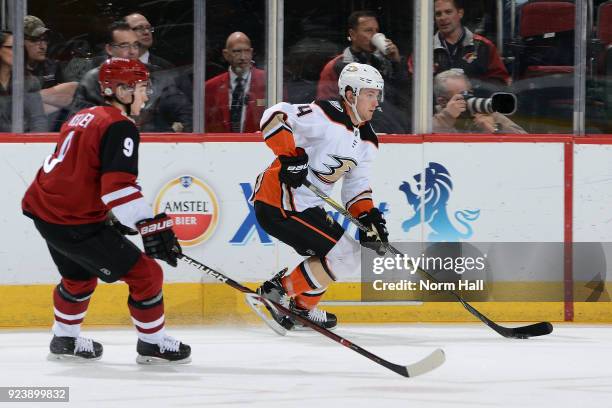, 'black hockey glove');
358,208,389,256
136,213,182,267
106,212,138,236
278,149,309,188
